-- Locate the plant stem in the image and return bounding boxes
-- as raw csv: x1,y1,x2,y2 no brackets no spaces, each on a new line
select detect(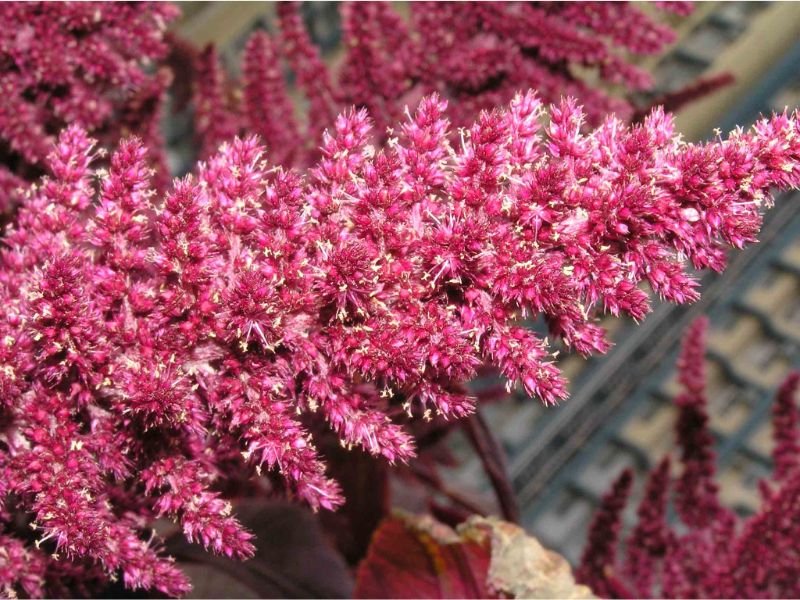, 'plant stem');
463,409,521,523
409,462,488,517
